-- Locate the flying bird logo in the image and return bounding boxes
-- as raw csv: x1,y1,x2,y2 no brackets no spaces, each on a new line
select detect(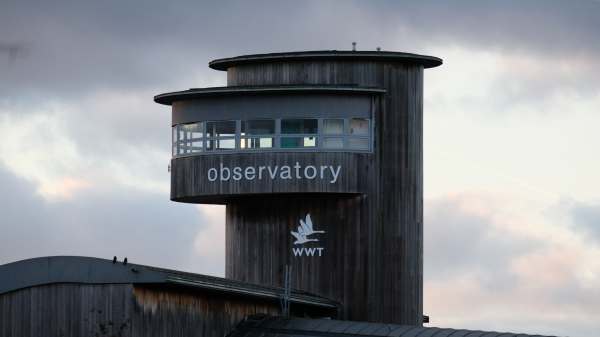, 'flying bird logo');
291,213,326,245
